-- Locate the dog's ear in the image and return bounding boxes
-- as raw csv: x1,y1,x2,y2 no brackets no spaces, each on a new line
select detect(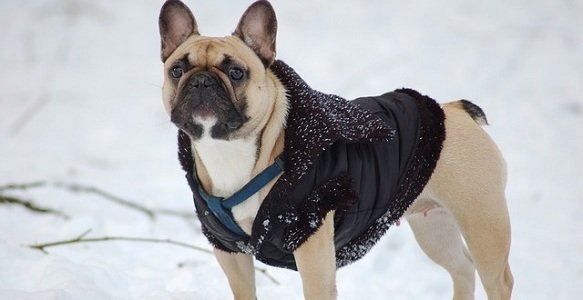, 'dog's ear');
159,0,199,62
233,0,277,67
